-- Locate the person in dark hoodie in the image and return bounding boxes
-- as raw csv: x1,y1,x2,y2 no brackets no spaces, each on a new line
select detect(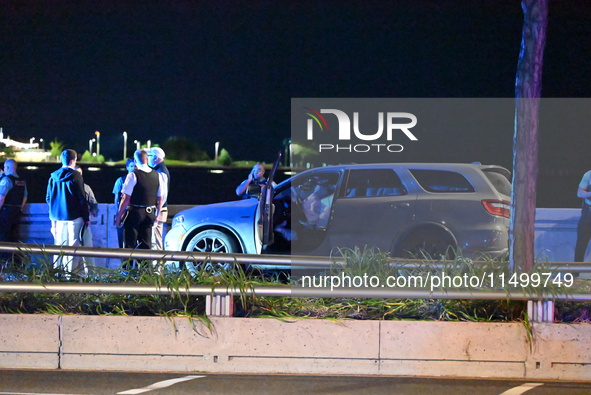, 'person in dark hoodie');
46,149,89,275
